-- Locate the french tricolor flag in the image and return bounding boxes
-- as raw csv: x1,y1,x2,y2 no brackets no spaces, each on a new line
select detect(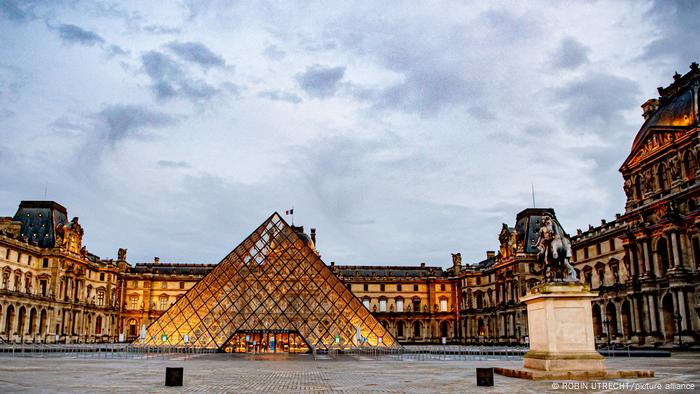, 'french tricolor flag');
285,209,294,215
